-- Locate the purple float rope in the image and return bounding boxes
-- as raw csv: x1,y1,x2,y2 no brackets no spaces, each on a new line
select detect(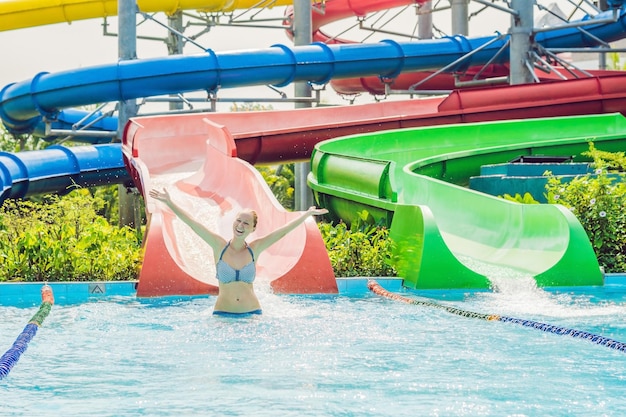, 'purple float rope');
0,285,54,380
368,280,626,353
